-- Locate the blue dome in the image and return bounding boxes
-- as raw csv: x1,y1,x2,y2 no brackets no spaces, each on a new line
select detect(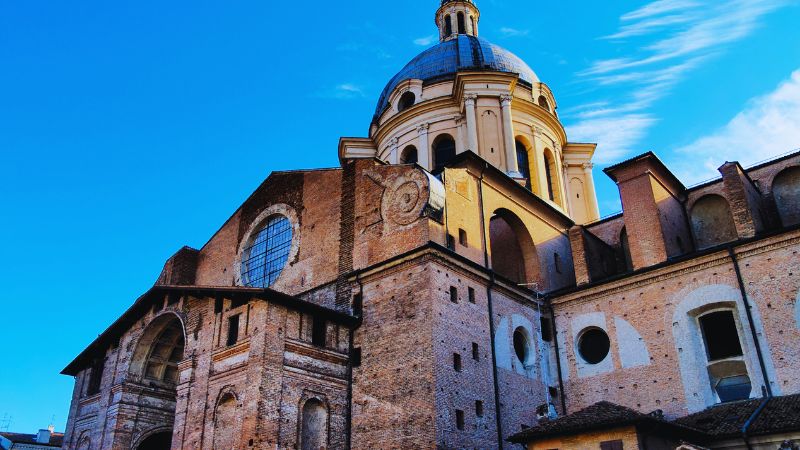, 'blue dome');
374,35,538,119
